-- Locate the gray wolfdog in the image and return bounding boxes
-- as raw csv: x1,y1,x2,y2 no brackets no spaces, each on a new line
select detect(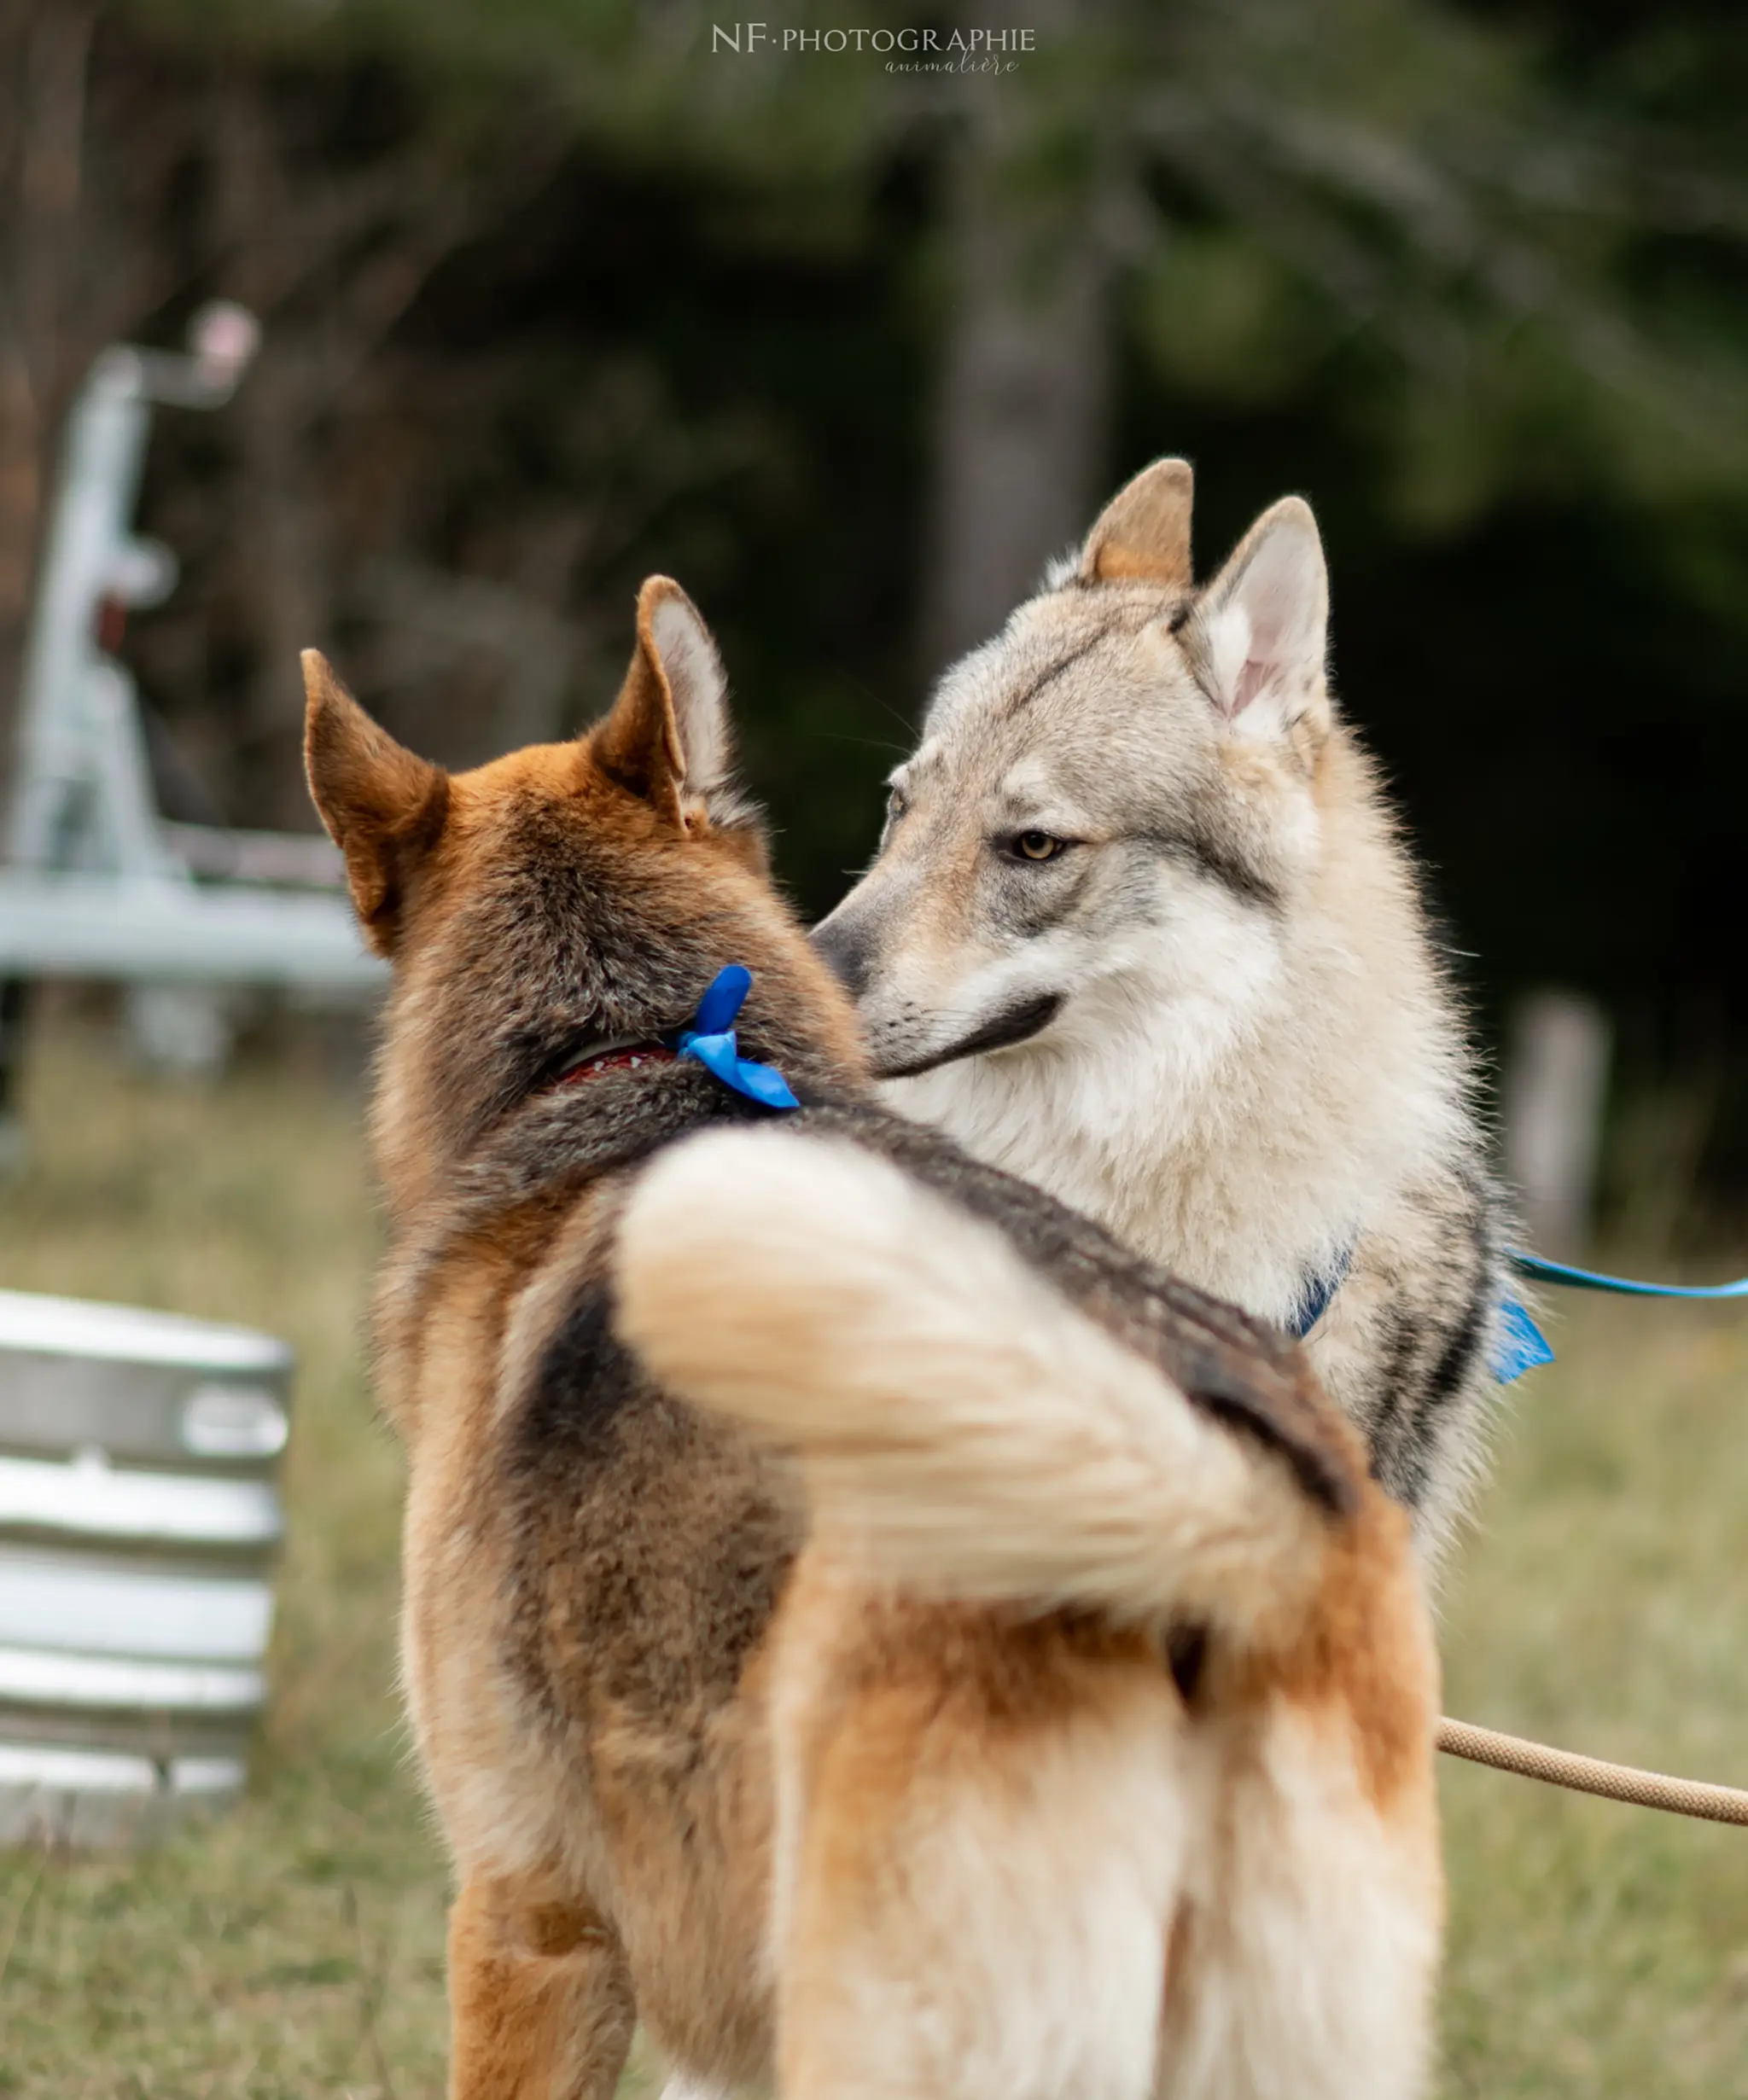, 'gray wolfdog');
813,459,1517,1565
